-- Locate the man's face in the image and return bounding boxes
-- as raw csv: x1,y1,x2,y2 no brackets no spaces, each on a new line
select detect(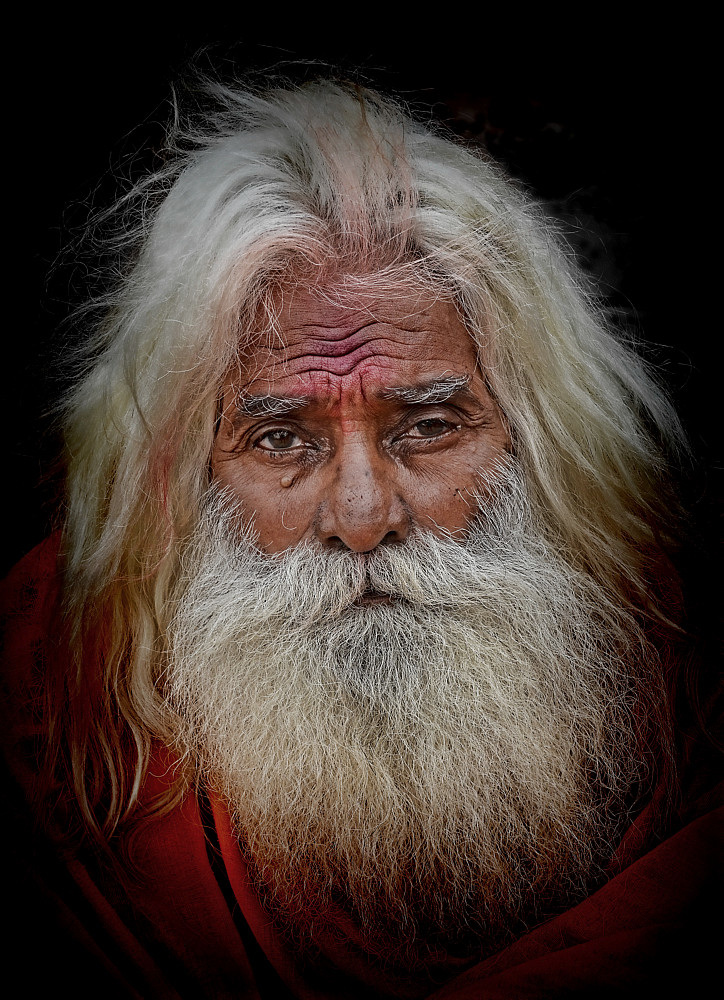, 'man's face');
172,284,663,963
212,287,510,553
